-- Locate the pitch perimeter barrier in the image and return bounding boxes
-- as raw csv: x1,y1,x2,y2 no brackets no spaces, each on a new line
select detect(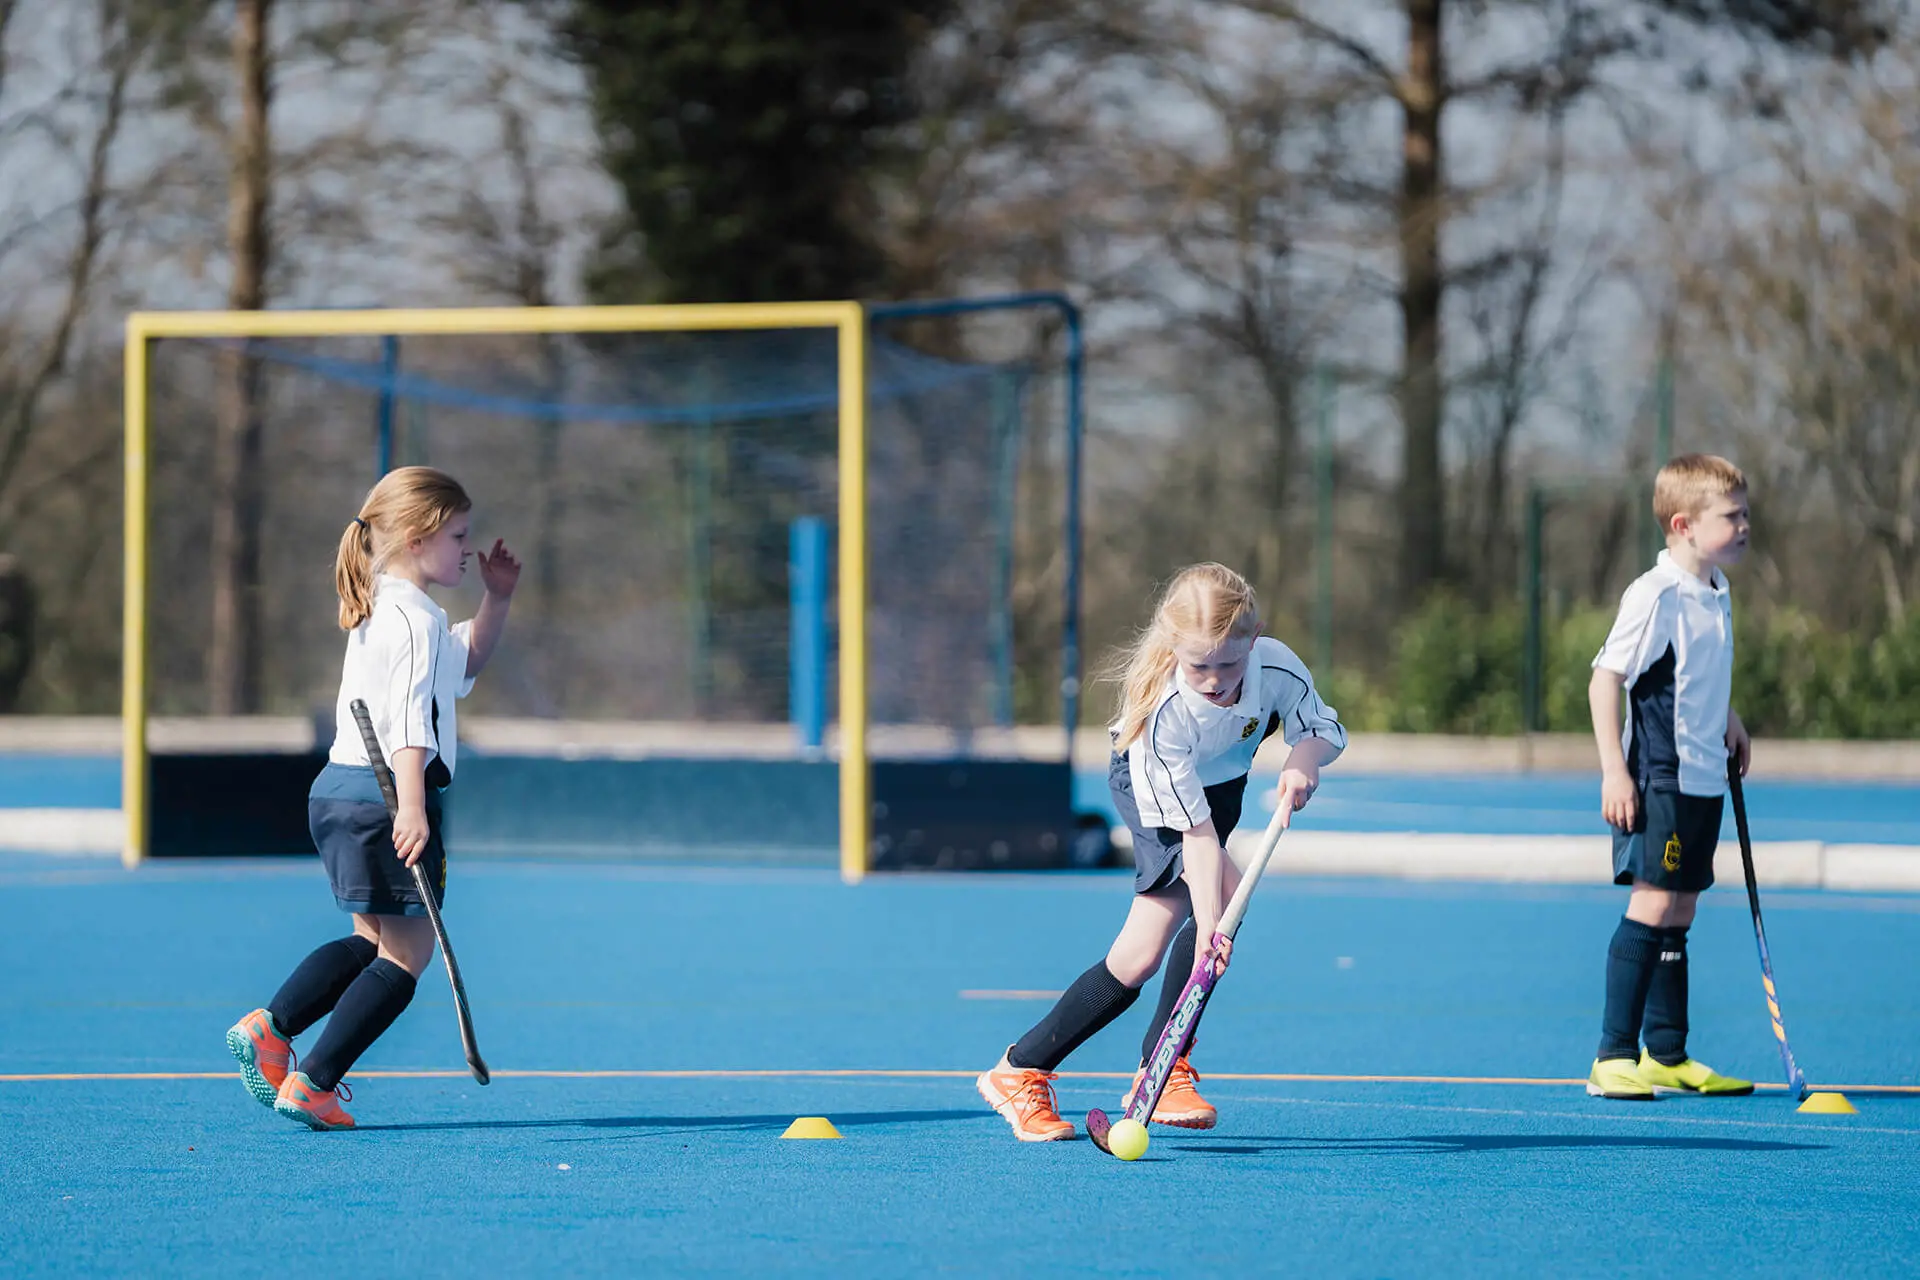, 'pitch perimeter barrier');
137,750,1089,871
